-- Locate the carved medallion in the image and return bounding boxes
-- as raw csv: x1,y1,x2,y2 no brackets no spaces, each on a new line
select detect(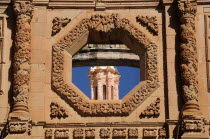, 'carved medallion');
143,128,157,138
112,128,126,138
128,128,138,138
54,129,69,139
73,128,84,139
100,128,111,138
45,129,53,139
